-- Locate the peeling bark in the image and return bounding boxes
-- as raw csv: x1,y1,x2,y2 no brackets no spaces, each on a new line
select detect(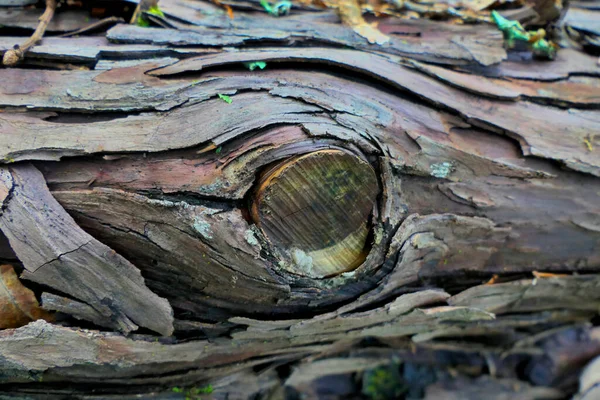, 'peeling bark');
0,0,599,397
